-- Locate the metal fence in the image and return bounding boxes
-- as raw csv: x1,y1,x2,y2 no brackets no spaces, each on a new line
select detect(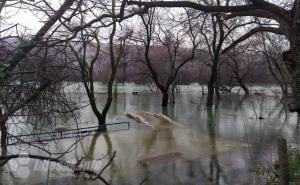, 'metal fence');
6,121,130,146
